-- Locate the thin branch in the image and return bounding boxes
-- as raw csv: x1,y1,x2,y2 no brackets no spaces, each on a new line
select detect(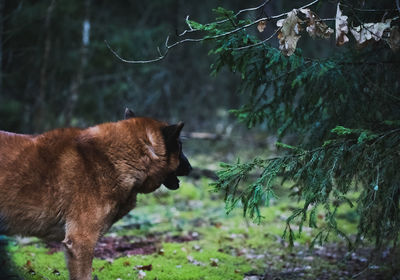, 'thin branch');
230,28,280,51
234,0,271,17
341,3,398,12
178,15,194,37
270,0,319,20
106,35,215,64
106,0,321,64
262,128,399,164
261,129,400,165
316,18,336,21
106,17,279,64
179,0,272,37
254,140,348,164
182,0,319,35
106,20,261,64
105,38,170,64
